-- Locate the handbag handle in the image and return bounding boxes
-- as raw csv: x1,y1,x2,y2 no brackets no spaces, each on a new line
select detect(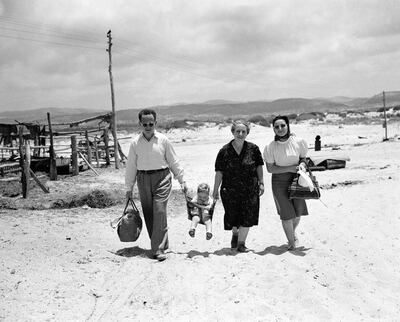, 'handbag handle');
110,198,139,229
299,162,314,176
